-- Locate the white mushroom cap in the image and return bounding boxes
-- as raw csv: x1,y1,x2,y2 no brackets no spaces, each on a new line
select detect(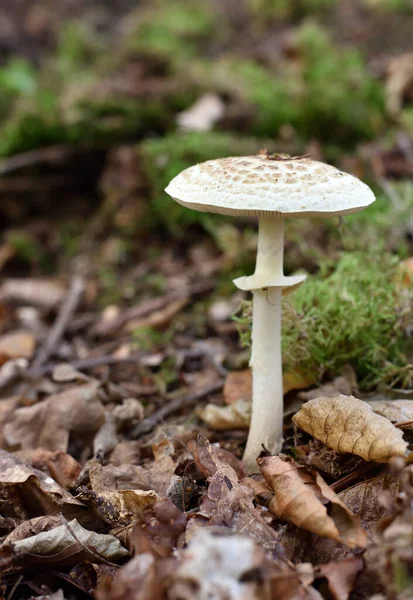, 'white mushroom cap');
165,155,375,218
